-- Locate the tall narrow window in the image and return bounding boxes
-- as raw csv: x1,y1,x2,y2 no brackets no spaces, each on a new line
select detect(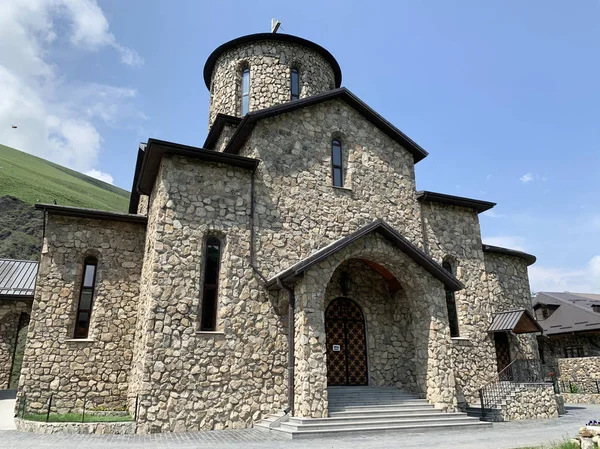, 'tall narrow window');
74,257,97,339
290,68,300,101
442,261,460,337
200,236,221,331
241,68,250,115
331,139,343,187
